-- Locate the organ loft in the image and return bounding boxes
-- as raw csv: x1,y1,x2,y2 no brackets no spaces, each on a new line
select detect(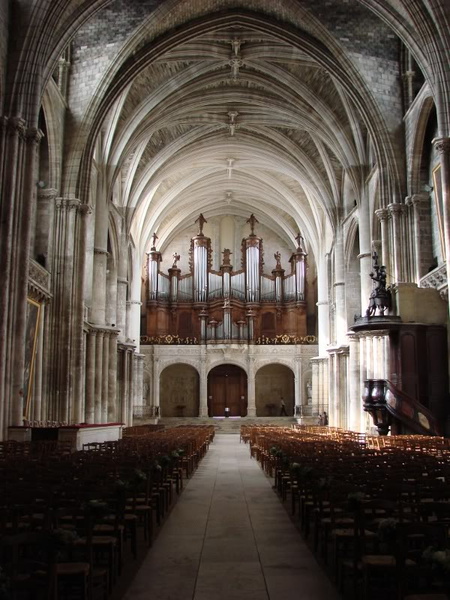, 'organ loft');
143,215,309,345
